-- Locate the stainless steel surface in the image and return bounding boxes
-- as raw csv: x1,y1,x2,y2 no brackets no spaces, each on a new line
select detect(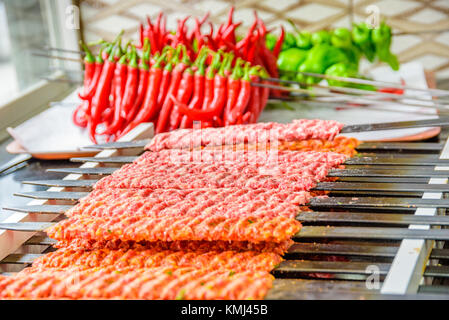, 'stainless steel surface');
0,222,53,232
82,140,149,150
3,205,72,214
22,180,97,188
70,156,137,164
47,167,118,175
0,154,32,175
13,191,89,201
